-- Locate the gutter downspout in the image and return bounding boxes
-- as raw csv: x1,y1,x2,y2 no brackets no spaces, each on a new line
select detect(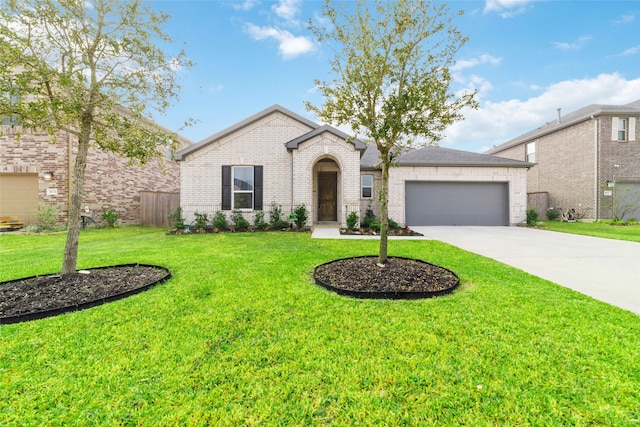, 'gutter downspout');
593,116,599,221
